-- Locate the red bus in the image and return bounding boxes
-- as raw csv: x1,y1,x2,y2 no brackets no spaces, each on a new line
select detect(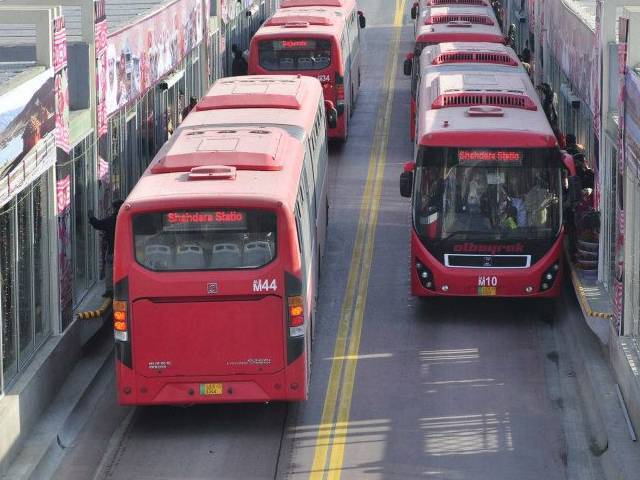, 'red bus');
407,42,521,140
399,66,577,298
113,76,331,405
248,4,365,140
404,16,505,140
